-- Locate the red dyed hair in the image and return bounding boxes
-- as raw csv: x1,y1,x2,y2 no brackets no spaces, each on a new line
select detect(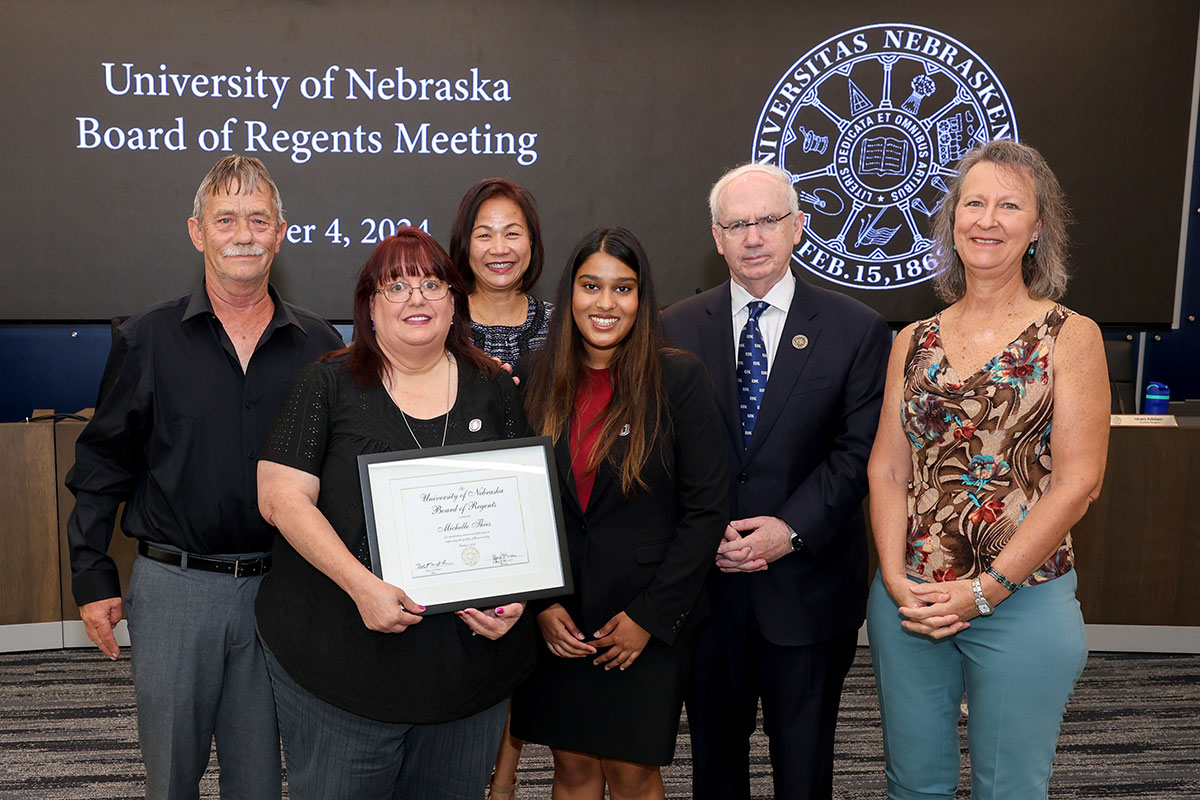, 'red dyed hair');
325,227,497,384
